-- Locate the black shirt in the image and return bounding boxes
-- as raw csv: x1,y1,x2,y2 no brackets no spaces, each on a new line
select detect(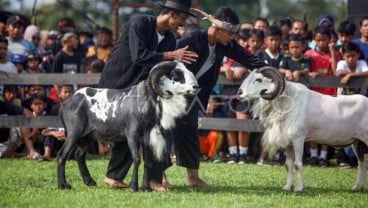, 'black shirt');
279,54,310,72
